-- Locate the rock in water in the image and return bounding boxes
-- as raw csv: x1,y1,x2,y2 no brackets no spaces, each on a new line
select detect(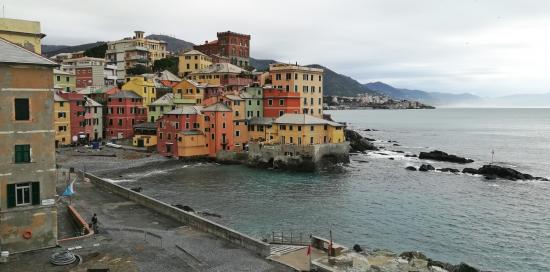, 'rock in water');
419,164,435,171
438,168,460,173
406,166,417,171
462,168,479,175
477,164,534,181
353,244,363,252
419,150,474,164
344,129,379,152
